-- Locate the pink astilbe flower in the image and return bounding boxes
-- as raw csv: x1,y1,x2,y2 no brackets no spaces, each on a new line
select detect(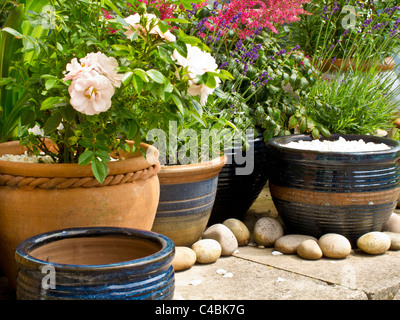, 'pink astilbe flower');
101,9,118,33
210,0,310,38
137,0,177,20
101,9,113,20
